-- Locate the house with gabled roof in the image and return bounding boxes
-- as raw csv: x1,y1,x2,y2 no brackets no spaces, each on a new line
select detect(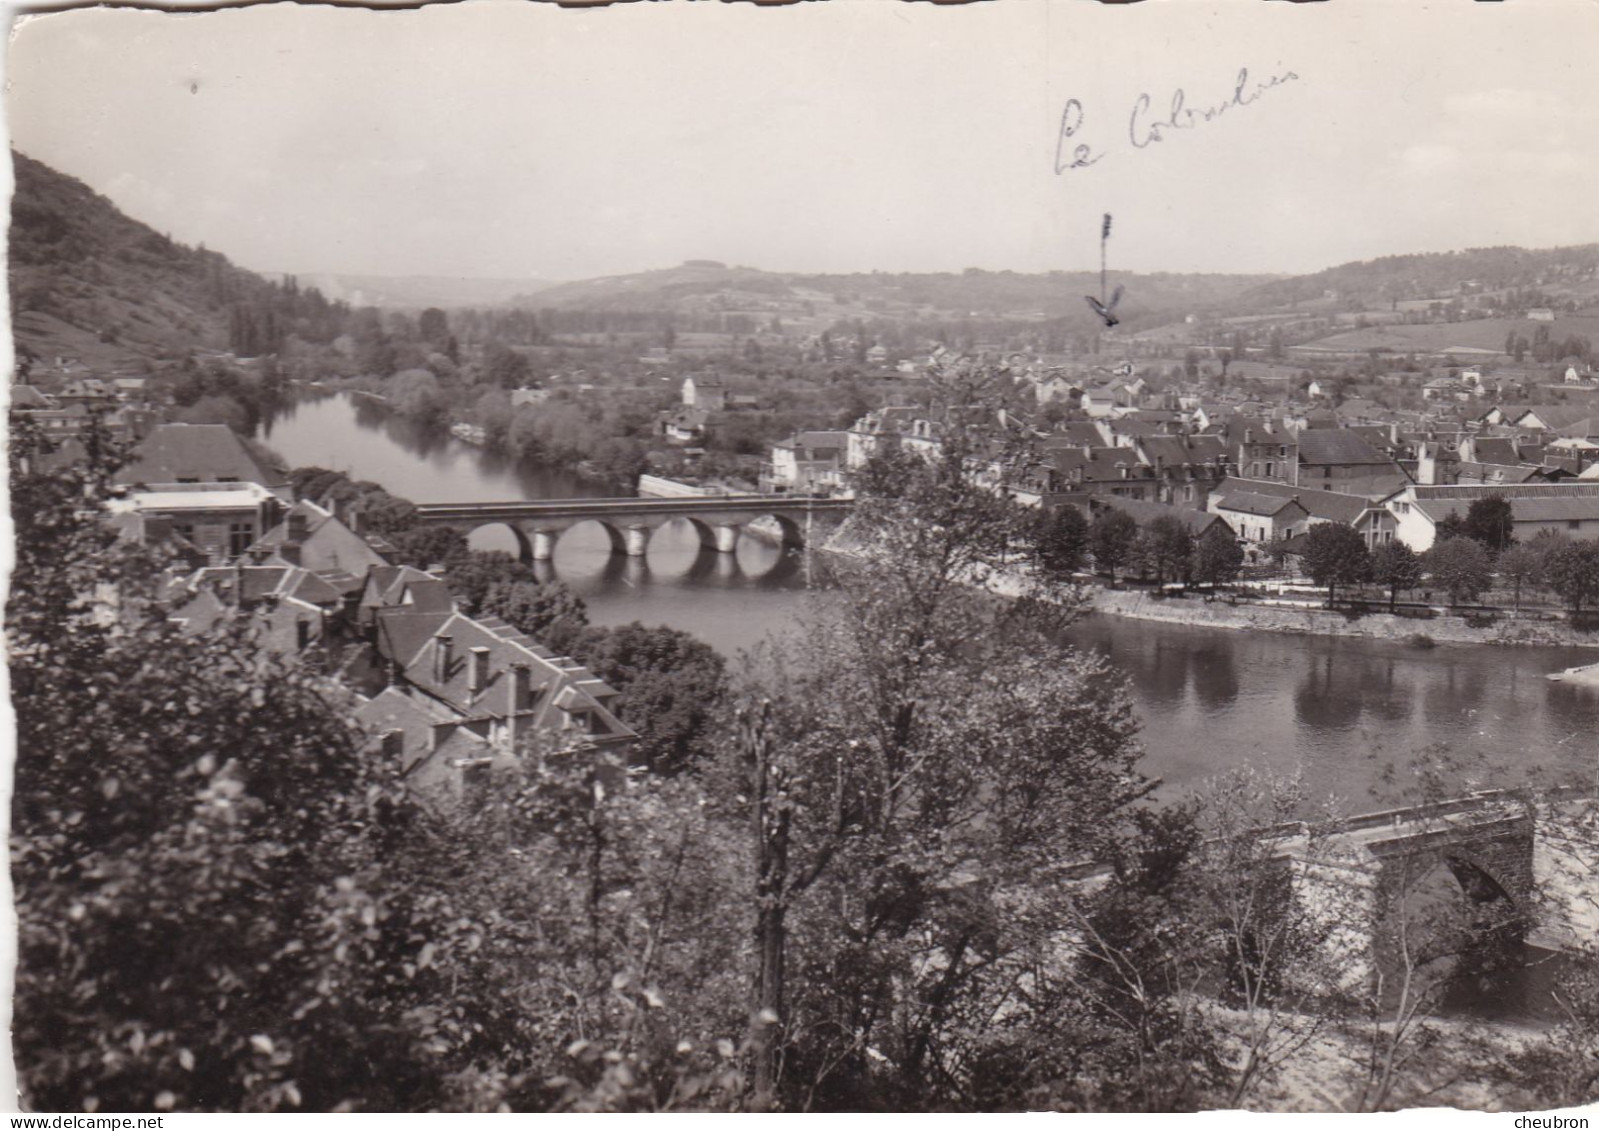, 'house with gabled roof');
1208,487,1310,548
1208,476,1396,548
1293,428,1411,497
249,498,392,574
369,607,634,771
